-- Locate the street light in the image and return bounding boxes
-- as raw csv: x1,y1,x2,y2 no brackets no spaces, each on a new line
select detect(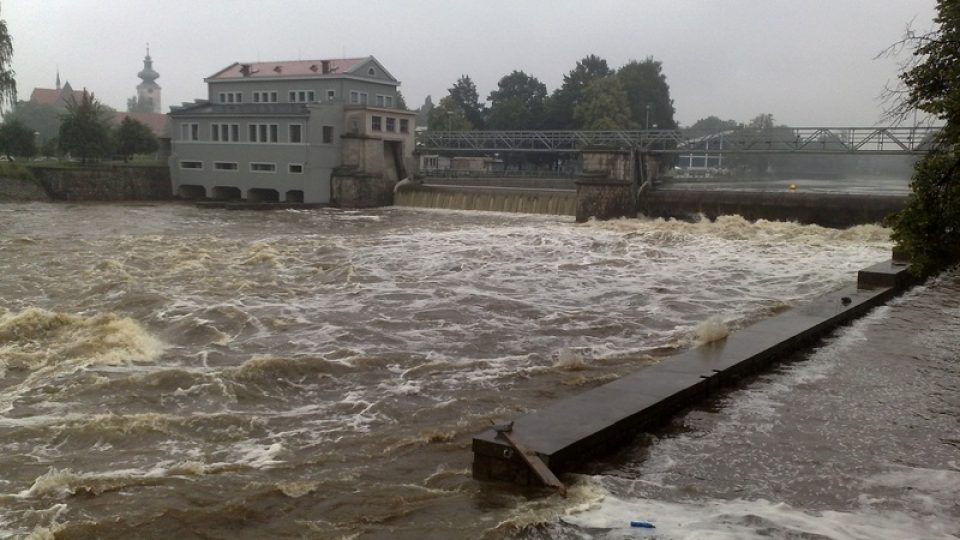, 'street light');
645,104,651,130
